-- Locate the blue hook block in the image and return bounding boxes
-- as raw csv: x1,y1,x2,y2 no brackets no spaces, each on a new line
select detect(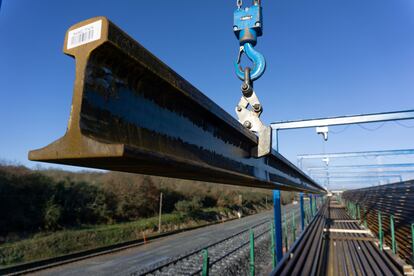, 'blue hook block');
233,5,263,45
